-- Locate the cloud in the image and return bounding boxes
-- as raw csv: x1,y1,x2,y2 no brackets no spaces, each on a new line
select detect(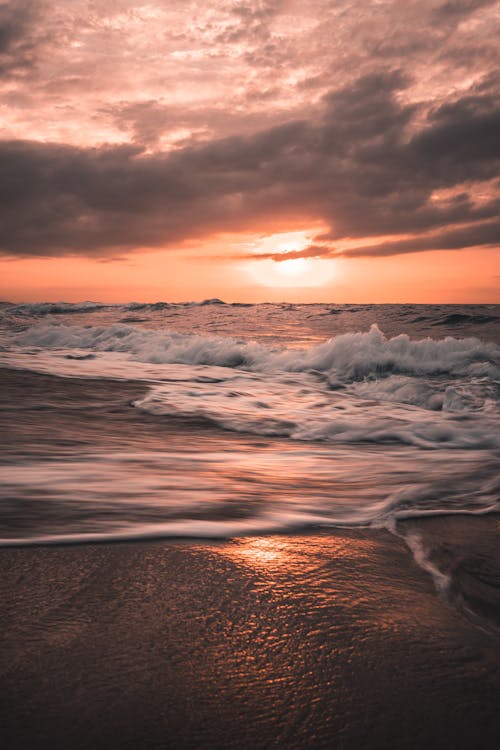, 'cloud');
1,68,499,257
0,1,499,259
432,0,498,20
339,219,500,258
0,0,39,77
241,245,333,262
